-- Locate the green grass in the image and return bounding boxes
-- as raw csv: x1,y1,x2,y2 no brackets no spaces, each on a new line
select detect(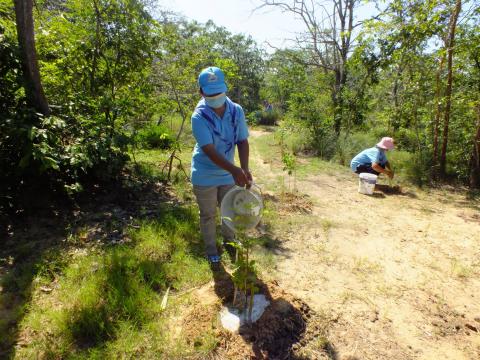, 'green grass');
450,259,477,280
130,145,193,201
295,155,350,180
8,204,213,359
248,127,348,185
2,130,287,358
